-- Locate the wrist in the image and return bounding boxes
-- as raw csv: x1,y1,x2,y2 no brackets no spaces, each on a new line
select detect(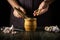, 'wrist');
44,0,53,5
44,0,50,5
